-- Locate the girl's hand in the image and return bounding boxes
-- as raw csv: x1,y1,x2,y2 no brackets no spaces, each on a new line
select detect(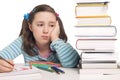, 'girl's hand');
0,59,14,73
51,21,60,41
